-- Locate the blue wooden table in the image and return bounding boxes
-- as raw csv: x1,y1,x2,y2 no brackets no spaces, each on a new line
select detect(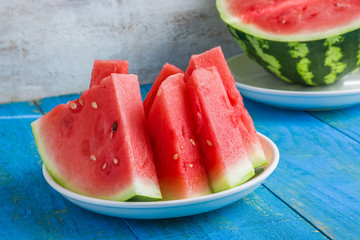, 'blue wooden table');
1,84,359,240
